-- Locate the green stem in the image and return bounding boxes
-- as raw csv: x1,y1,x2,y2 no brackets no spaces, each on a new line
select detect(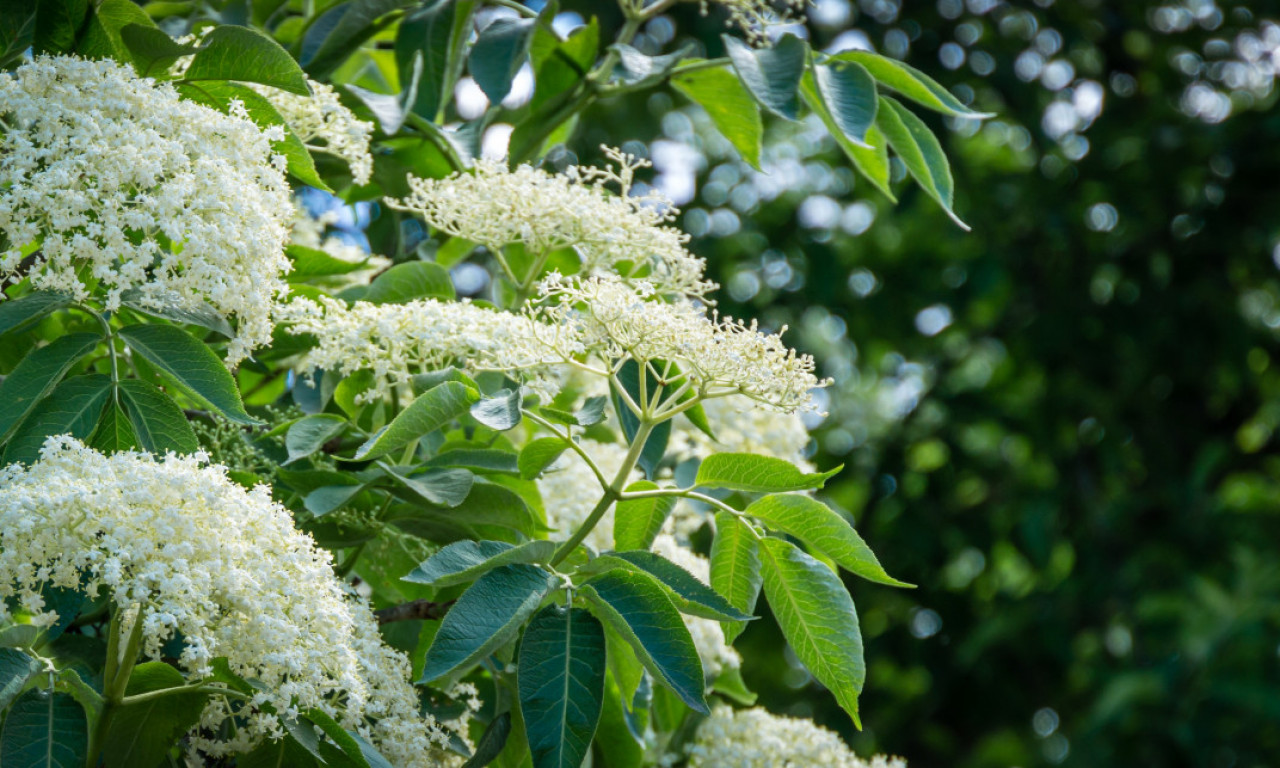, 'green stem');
405,113,467,173
119,683,251,707
88,606,146,767
521,409,611,490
